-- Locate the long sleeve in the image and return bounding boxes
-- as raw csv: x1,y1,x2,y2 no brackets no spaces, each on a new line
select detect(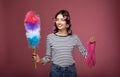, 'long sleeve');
74,35,87,58
43,35,52,64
